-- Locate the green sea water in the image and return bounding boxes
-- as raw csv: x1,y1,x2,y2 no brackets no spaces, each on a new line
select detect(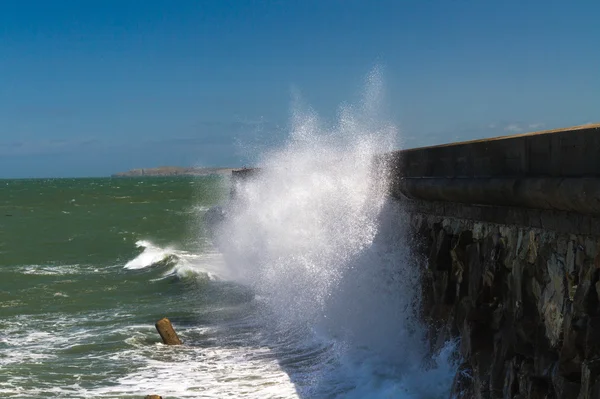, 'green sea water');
0,177,300,398
0,177,223,268
0,172,457,398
